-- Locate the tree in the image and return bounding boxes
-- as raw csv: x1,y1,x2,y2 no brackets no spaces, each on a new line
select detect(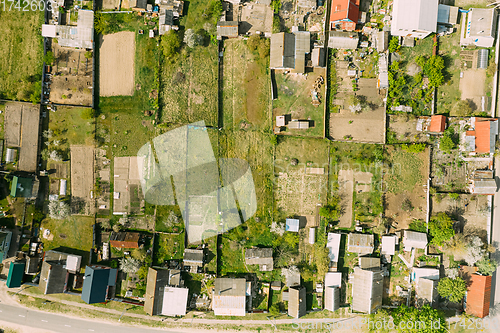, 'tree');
48,200,70,220
451,100,473,117
183,29,203,48
424,55,445,87
476,258,497,276
132,247,147,262
112,223,122,233
429,212,455,245
162,30,182,58
392,305,446,333
464,236,486,266
437,277,467,303
272,15,281,33
388,36,400,53
440,129,456,153
319,204,341,221
119,257,142,274
80,108,95,119
271,0,281,14
84,51,92,59
43,51,55,65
